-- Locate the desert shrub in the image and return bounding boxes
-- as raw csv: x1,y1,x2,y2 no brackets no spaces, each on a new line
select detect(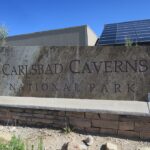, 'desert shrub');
0,25,8,46
125,37,133,47
0,136,25,150
0,135,45,150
